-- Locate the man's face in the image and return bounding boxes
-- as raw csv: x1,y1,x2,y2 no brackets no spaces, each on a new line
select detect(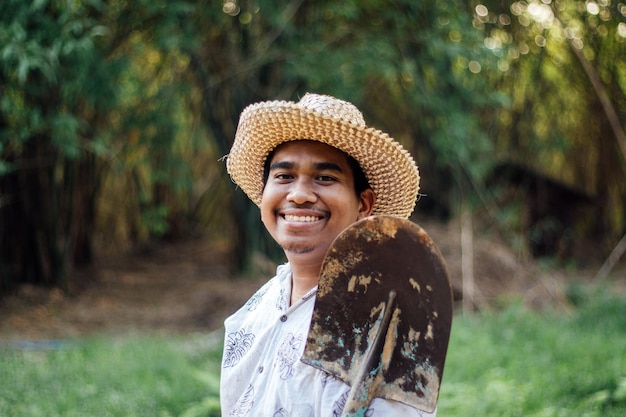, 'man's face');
260,140,375,265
